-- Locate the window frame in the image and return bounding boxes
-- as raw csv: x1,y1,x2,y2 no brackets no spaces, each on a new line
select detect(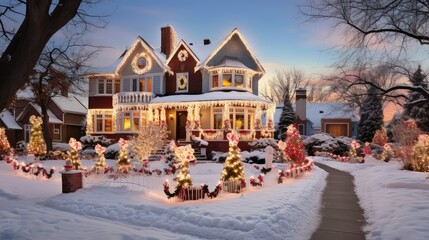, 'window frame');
210,71,252,91
93,113,113,133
